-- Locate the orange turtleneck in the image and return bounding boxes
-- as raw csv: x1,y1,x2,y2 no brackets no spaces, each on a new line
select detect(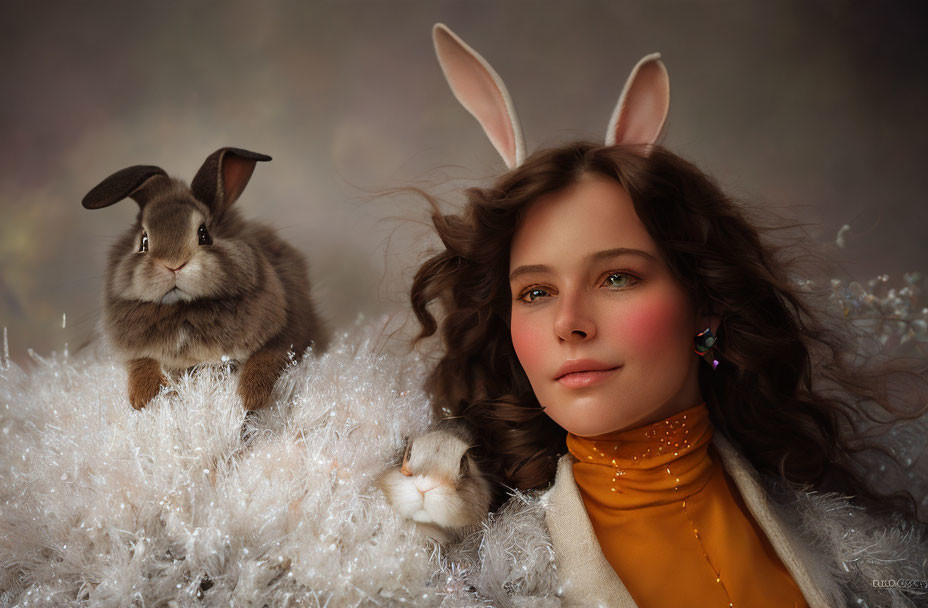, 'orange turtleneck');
566,402,809,608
